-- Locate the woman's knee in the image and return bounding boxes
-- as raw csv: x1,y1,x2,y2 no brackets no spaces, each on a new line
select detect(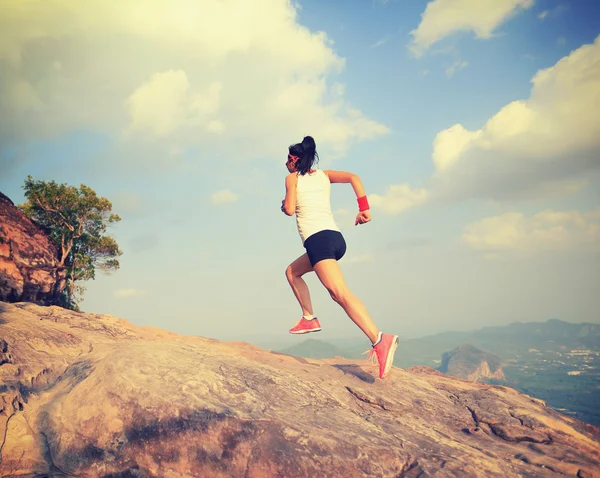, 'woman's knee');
286,265,303,282
327,286,348,304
